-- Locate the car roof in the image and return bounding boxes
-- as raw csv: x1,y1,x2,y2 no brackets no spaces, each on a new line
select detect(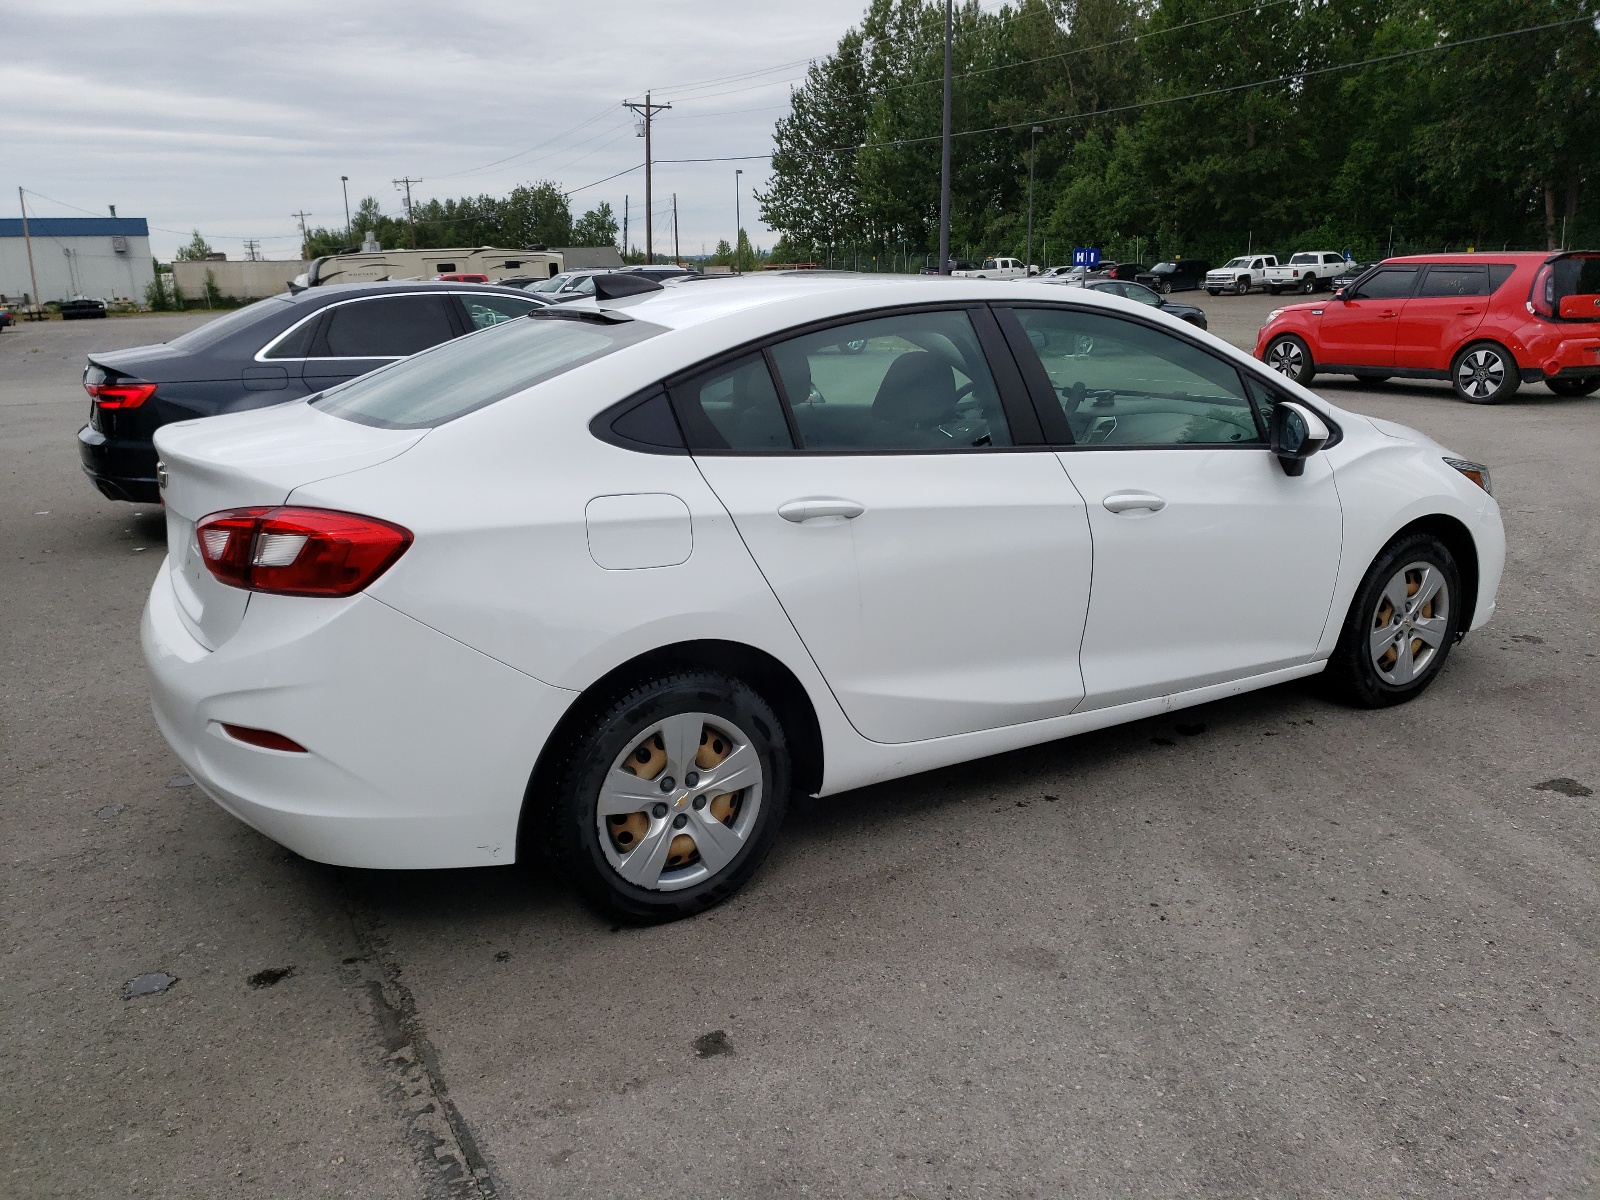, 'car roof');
1381,251,1547,265
296,280,540,304
556,271,1197,334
